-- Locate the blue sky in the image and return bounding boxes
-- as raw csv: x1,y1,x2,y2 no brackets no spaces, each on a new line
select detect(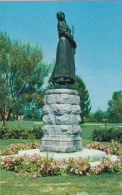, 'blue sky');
0,1,121,112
